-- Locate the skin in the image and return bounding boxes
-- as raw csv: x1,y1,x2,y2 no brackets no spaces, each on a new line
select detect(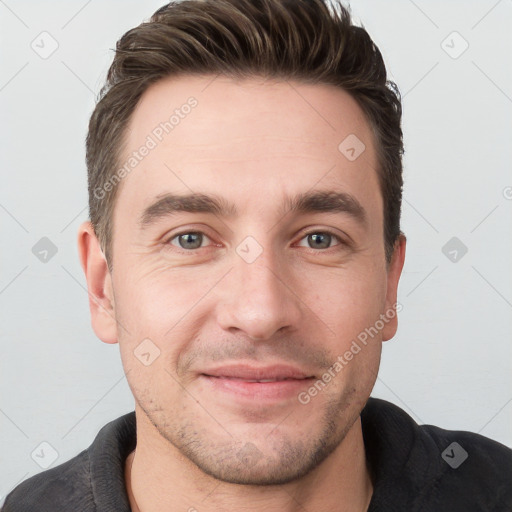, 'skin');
78,75,406,512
